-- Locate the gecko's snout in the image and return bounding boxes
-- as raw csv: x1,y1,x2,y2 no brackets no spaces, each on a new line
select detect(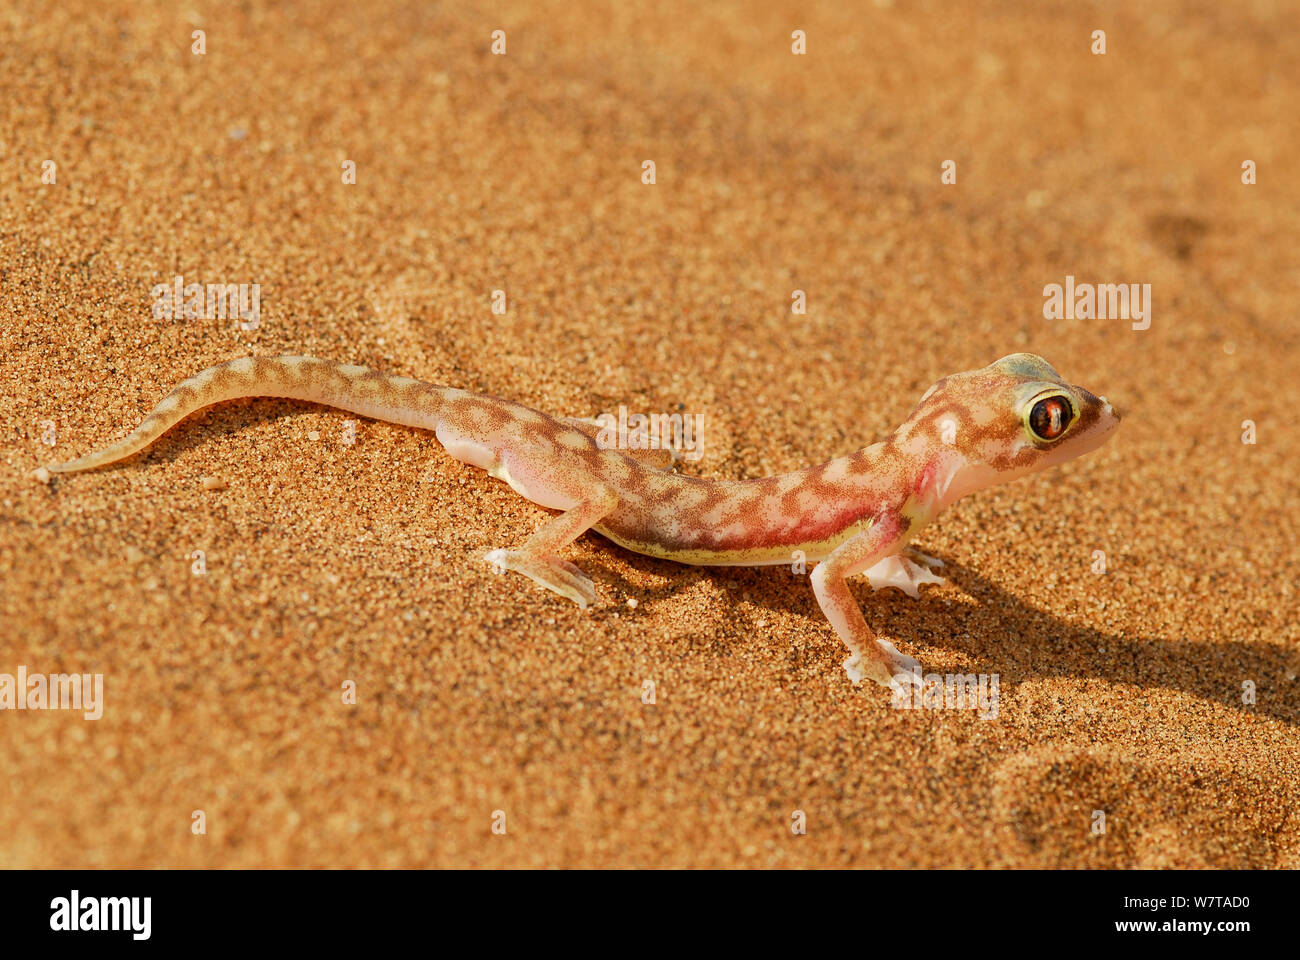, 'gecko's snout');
1073,391,1122,459
1098,395,1121,421
1075,388,1120,434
